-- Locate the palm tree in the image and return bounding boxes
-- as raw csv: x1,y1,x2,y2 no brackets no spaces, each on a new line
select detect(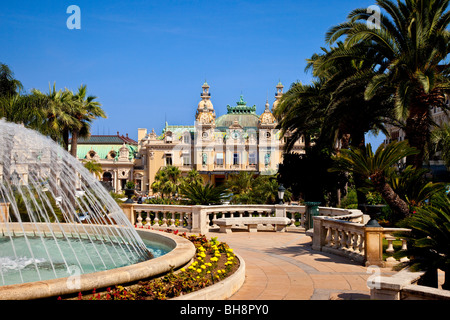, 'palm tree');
70,84,106,158
179,183,229,205
388,165,446,208
430,123,450,167
151,166,182,199
82,159,103,179
274,78,327,152
399,195,450,289
329,141,420,218
225,172,255,204
31,83,79,149
0,63,23,97
325,0,450,168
